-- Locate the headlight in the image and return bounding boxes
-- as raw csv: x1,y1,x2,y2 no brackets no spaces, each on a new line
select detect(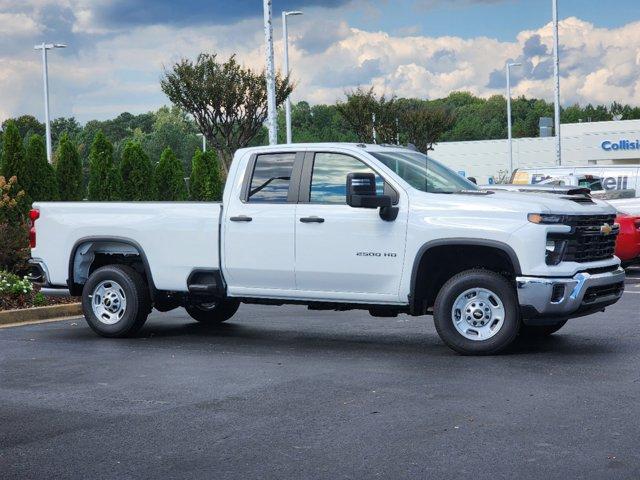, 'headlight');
528,213,566,225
